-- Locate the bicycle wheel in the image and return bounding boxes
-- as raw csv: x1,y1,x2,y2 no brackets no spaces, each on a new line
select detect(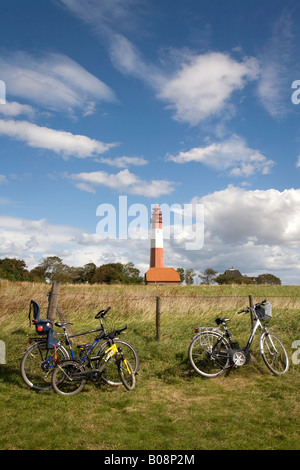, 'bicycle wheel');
52,360,86,396
260,332,289,375
20,341,69,391
188,331,231,378
96,339,139,386
118,358,136,391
